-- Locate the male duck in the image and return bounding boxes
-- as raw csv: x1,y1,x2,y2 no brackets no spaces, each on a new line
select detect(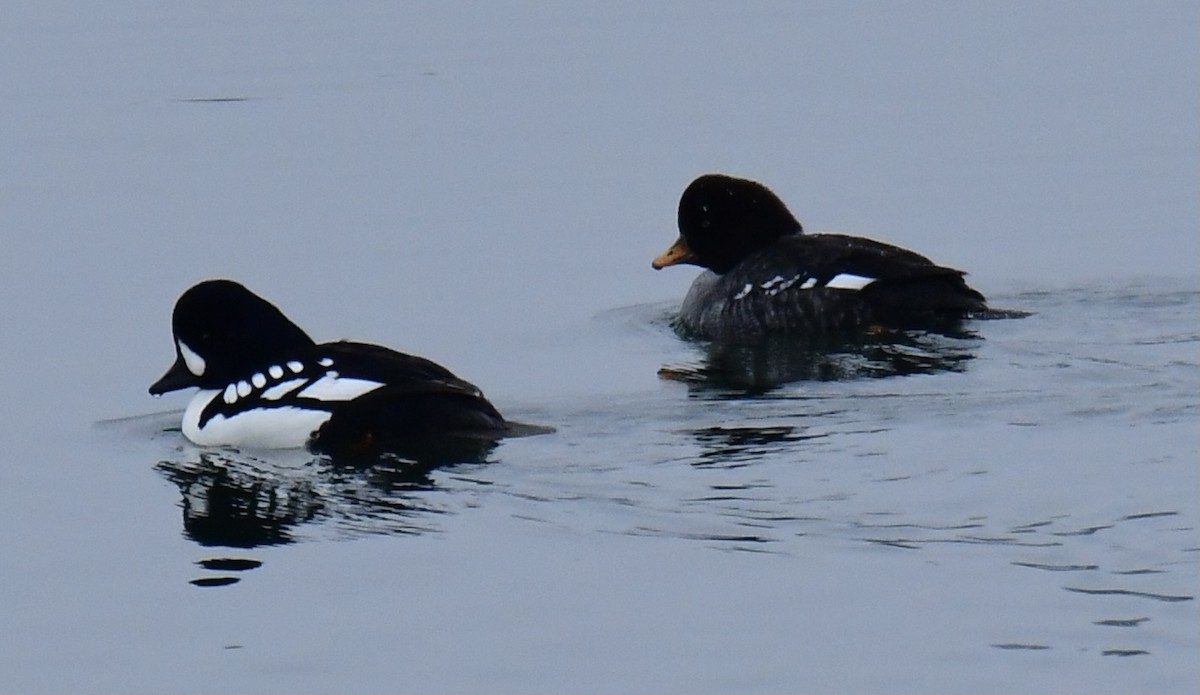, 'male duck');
150,279,516,457
653,174,987,341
